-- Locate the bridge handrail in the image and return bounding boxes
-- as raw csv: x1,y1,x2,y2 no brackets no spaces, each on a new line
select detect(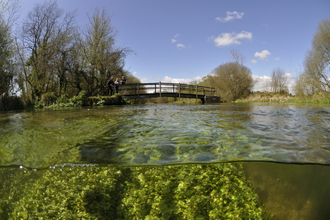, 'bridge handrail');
117,82,215,90
115,82,218,98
